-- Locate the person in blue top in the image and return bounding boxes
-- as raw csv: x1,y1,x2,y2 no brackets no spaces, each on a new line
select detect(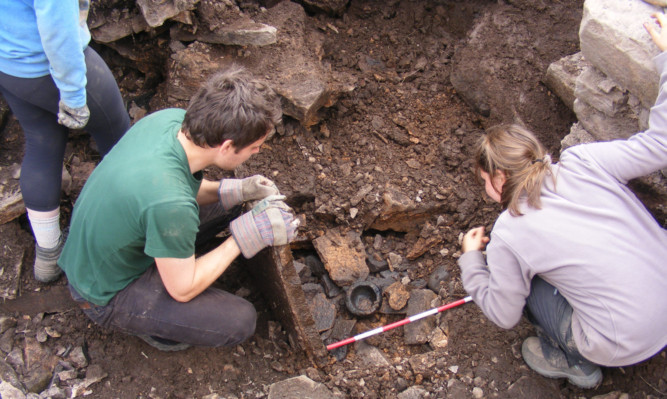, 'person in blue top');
0,0,130,283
